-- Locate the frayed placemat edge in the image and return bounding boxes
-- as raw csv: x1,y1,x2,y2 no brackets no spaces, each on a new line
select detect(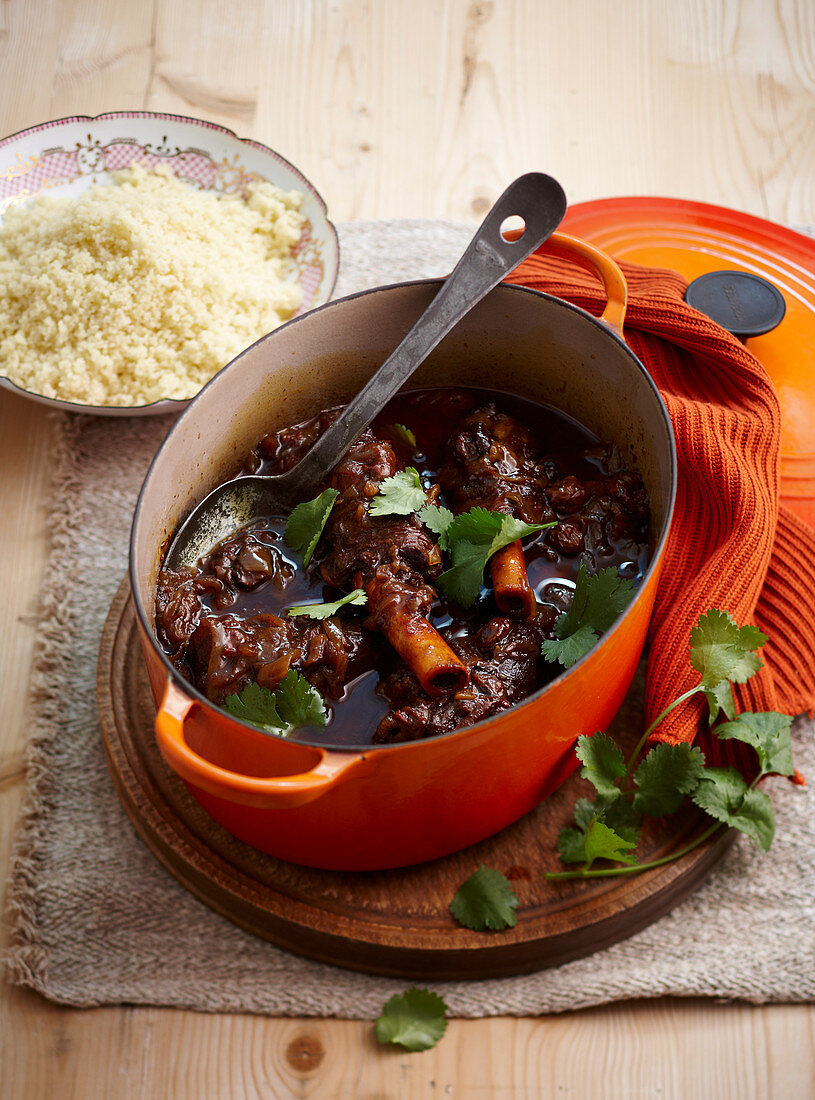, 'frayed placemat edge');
5,414,86,992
